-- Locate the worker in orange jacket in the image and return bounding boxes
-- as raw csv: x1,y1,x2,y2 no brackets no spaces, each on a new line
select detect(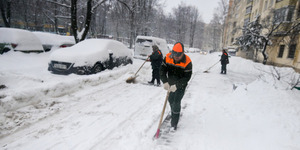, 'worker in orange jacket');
160,42,192,130
148,45,163,86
